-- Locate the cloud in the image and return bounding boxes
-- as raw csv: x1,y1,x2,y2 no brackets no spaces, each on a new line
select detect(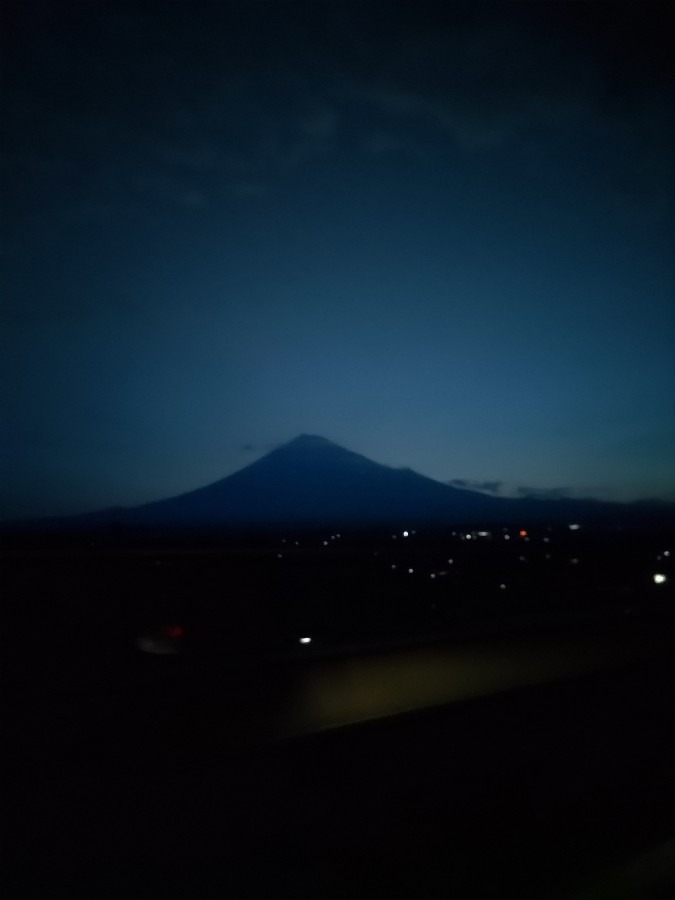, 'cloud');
516,486,572,500
449,479,502,494
240,441,281,454
4,0,671,235
334,11,606,153
299,106,339,141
